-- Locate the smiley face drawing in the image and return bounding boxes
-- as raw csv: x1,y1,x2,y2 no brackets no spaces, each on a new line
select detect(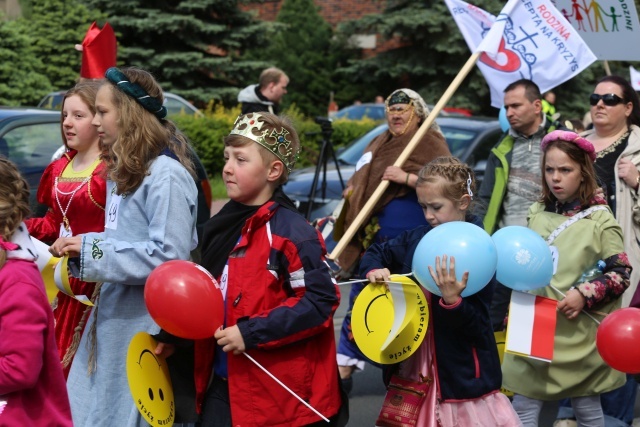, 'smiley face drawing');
126,332,175,426
351,275,428,364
